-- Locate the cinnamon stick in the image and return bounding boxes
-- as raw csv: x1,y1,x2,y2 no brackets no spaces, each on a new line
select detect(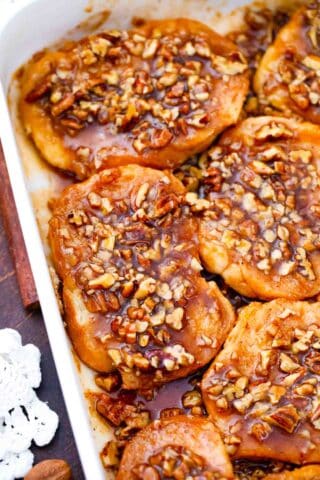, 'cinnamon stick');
0,142,39,309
